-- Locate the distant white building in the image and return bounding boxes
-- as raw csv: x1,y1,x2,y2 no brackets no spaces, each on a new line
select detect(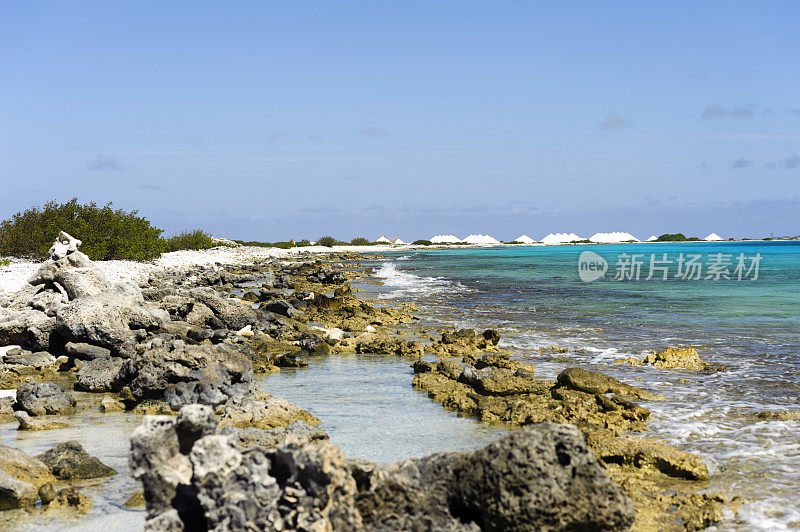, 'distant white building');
540,233,583,245
588,232,640,243
704,233,723,241
645,235,658,242
430,234,462,243
514,235,537,244
462,234,501,244
376,235,392,243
